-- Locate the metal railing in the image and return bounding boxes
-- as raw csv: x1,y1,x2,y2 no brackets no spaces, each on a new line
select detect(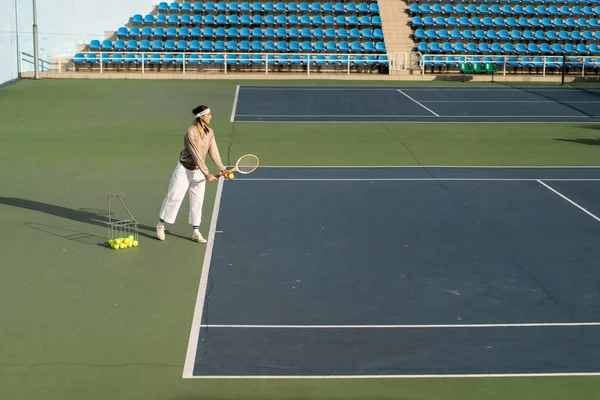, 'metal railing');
19,52,51,76
417,54,600,77
20,50,395,76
